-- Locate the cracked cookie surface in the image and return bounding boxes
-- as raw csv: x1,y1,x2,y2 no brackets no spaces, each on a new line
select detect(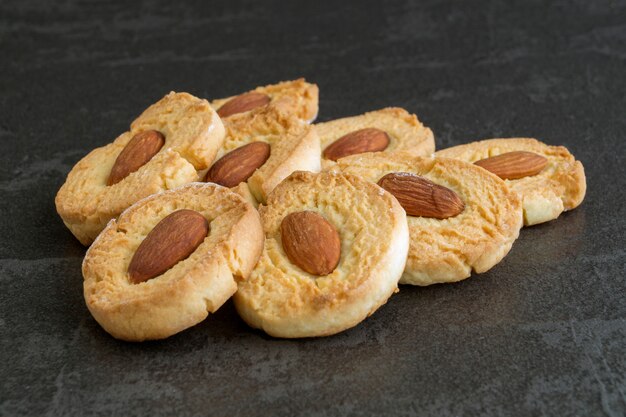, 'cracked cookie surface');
210,78,319,123
234,171,409,338
315,107,435,170
82,183,263,341
330,153,523,286
205,102,321,205
436,138,586,226
55,92,225,245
